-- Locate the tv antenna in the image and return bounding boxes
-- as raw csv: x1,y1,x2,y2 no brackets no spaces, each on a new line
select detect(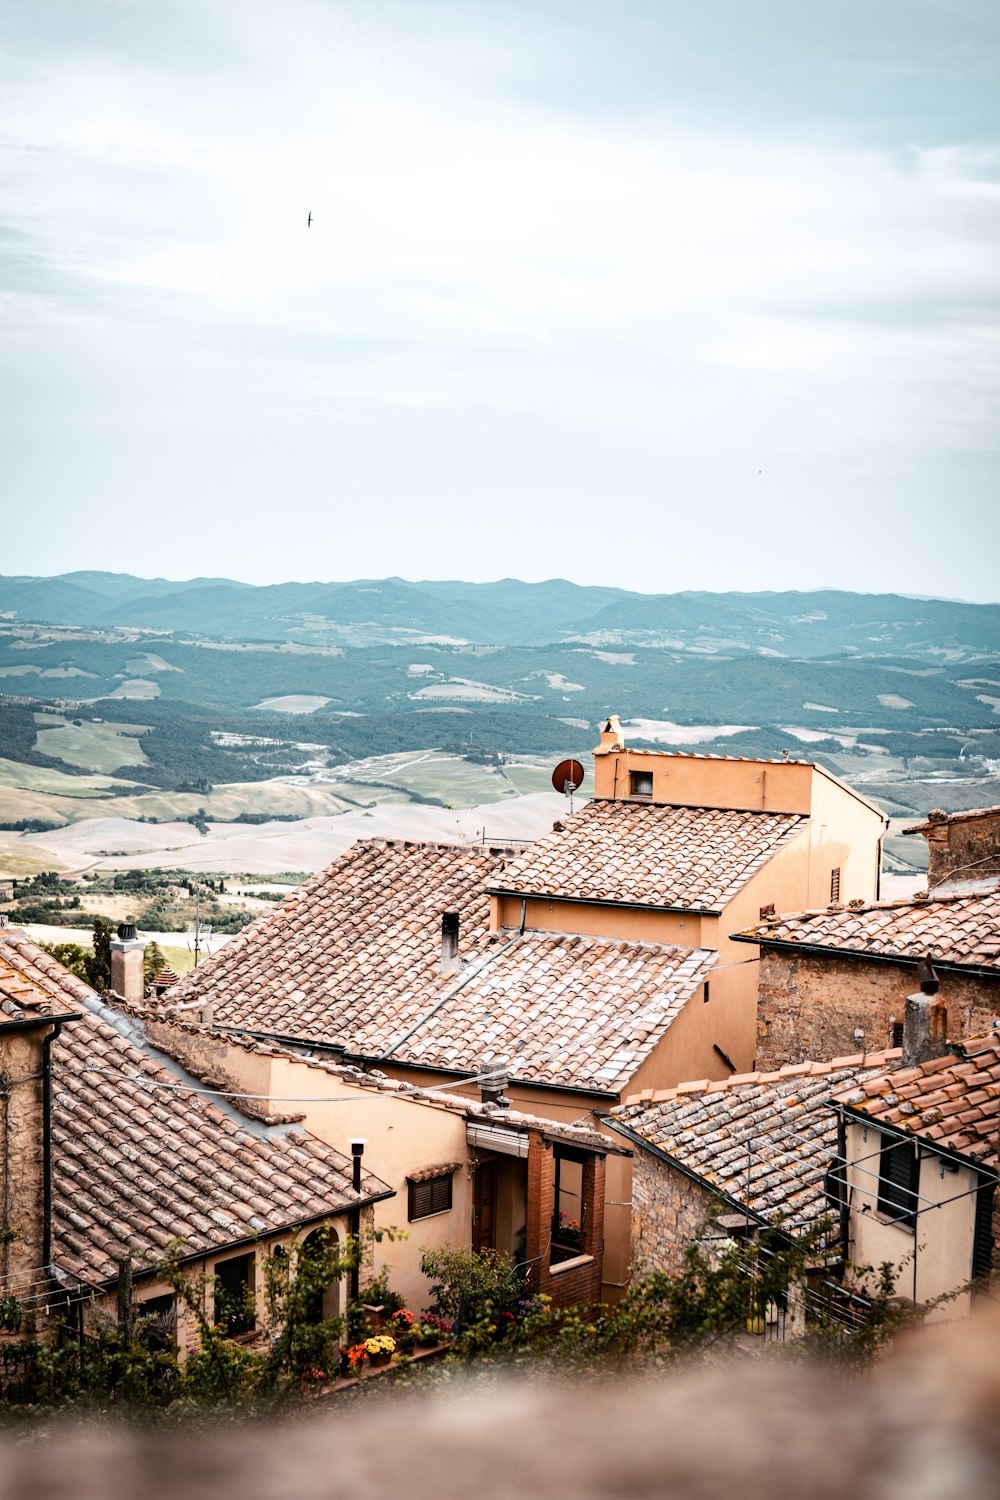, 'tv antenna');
551,758,585,815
